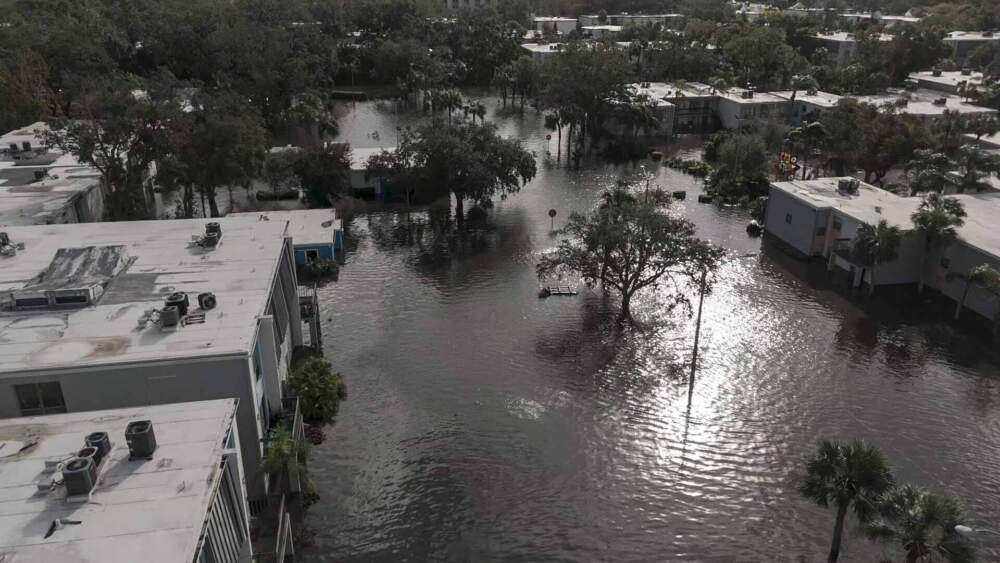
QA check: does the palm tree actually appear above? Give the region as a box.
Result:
[863,485,976,563]
[788,121,828,180]
[799,440,895,563]
[910,194,966,294]
[953,263,1000,320]
[852,220,903,296]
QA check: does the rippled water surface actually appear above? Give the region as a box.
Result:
[304,98,1000,561]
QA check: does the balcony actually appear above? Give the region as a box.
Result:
[252,397,304,562]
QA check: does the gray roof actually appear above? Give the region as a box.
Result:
[0,399,238,563]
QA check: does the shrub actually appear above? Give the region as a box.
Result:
[287,358,347,423]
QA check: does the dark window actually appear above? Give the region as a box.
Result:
[816,226,827,236]
[14,297,48,309]
[253,344,263,381]
[940,257,951,269]
[785,213,793,224]
[54,294,88,306]
[14,382,66,416]
[305,249,319,263]
[832,218,843,230]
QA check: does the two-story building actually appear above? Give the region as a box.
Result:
[765,177,1000,320]
[0,214,312,499]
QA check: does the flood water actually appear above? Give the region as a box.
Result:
[304,98,1000,561]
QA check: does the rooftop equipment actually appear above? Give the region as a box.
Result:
[125,420,156,459]
[62,457,97,496]
[165,292,189,317]
[85,432,111,466]
[198,292,217,310]
[159,306,180,330]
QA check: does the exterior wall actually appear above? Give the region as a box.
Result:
[0,356,269,494]
[764,188,821,257]
[604,104,675,137]
[670,96,718,132]
[446,0,497,10]
[717,98,789,129]
[936,242,1000,319]
[536,19,576,35]
[947,39,996,63]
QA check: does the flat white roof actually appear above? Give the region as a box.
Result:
[582,25,623,31]
[716,89,787,105]
[521,42,565,53]
[814,31,893,43]
[841,13,920,22]
[945,31,1000,42]
[968,131,1000,149]
[625,83,676,107]
[772,90,843,108]
[853,88,998,117]
[0,399,237,563]
[771,177,1000,260]
[909,70,985,89]
[0,124,102,227]
[0,215,292,373]
[231,209,339,248]
[533,16,575,22]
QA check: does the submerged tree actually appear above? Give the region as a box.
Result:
[537,186,723,320]
[287,357,347,424]
[294,143,352,207]
[852,220,903,296]
[863,485,975,563]
[911,194,966,294]
[799,440,895,563]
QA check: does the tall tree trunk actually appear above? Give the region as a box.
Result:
[619,290,632,321]
[454,194,464,230]
[955,279,971,320]
[869,265,877,296]
[206,186,221,218]
[918,246,929,294]
[828,503,849,563]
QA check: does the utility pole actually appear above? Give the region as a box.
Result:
[689,269,708,398]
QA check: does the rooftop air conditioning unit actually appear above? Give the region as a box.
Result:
[8,143,17,153]
[961,68,972,76]
[125,420,157,459]
[932,98,947,105]
[85,432,111,466]
[63,457,97,496]
[849,178,860,193]
[160,305,180,329]
[983,31,994,38]
[22,141,31,152]
[33,170,46,181]
[165,292,189,316]
[932,68,942,77]
[837,179,852,192]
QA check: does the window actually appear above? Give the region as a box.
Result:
[832,217,843,231]
[305,249,319,263]
[253,344,263,381]
[14,382,66,416]
[940,257,951,269]
[14,297,48,309]
[54,294,88,306]
[815,226,827,236]
[785,213,793,224]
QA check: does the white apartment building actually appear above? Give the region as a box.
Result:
[0,214,312,498]
[0,399,271,563]
[533,16,576,35]
[813,31,893,67]
[0,123,104,227]
[766,177,1000,320]
[943,31,1000,64]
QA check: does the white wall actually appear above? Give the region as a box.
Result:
[765,188,821,256]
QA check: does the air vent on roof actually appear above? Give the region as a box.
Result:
[932,98,947,105]
[191,222,223,249]
[932,68,942,77]
[984,31,994,38]
[125,420,157,459]
[961,68,972,76]
[63,457,97,496]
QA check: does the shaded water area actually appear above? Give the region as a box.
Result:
[305,98,1000,561]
